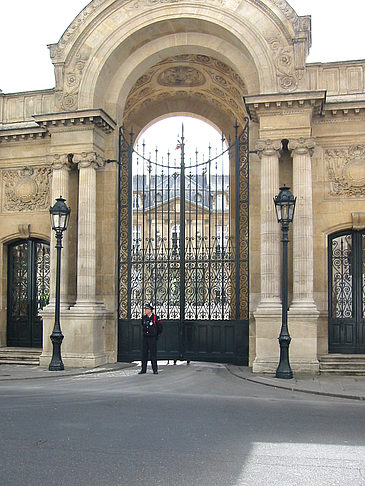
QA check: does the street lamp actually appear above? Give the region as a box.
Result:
[273,185,296,379]
[49,196,71,371]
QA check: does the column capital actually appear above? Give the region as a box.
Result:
[74,151,104,169]
[48,154,73,171]
[289,137,316,156]
[255,139,282,158]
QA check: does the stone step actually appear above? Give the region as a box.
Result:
[319,354,365,375]
[320,369,365,376]
[0,348,41,366]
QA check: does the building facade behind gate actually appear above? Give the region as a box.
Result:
[0,0,365,372]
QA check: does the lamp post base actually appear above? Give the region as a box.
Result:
[49,332,64,371]
[275,335,293,379]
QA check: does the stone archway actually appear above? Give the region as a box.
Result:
[39,0,312,368]
[49,0,311,121]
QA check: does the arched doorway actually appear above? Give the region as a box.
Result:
[7,239,50,348]
[328,230,365,353]
[118,117,249,364]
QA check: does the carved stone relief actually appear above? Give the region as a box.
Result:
[56,48,91,111]
[157,67,205,87]
[1,167,51,212]
[124,54,247,123]
[326,145,365,198]
[267,37,298,91]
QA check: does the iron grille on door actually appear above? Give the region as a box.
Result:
[328,231,365,353]
[7,239,50,347]
[118,121,249,364]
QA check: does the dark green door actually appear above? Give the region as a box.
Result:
[7,239,50,348]
[328,231,365,353]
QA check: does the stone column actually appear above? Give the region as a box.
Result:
[73,152,104,306]
[255,139,282,307]
[253,140,282,373]
[49,154,72,307]
[289,138,317,309]
[288,138,319,374]
[40,154,72,365]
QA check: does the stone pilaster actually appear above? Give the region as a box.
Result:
[73,151,104,306]
[288,137,319,374]
[253,139,282,374]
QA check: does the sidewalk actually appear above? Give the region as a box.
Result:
[0,362,137,381]
[1,361,365,400]
[227,365,365,401]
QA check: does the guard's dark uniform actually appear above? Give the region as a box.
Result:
[141,313,159,373]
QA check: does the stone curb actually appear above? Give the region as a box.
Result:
[225,365,365,401]
[0,362,137,382]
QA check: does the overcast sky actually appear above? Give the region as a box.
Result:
[0,0,364,94]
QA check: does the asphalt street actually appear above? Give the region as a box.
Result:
[0,362,365,486]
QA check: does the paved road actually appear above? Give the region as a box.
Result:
[1,362,365,486]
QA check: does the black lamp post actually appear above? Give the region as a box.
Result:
[273,185,296,379]
[49,196,71,371]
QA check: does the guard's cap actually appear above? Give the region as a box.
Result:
[144,303,153,310]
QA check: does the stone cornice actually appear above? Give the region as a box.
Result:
[33,109,116,134]
[0,121,49,143]
[244,90,326,122]
[321,96,365,118]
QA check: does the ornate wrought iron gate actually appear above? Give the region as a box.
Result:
[328,230,365,353]
[7,239,50,347]
[118,121,249,364]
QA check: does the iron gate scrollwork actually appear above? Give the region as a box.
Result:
[118,121,249,364]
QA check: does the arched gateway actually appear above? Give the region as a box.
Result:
[1,0,364,372]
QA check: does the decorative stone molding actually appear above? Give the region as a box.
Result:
[0,122,48,143]
[352,212,365,230]
[1,167,51,213]
[48,0,106,61]
[326,145,365,198]
[56,47,92,110]
[289,137,315,156]
[18,224,31,239]
[33,109,116,134]
[124,54,247,125]
[244,91,326,123]
[48,154,74,172]
[255,139,282,157]
[73,152,104,170]
[126,0,225,9]
[267,37,299,92]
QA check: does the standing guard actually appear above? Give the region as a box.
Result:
[139,303,161,374]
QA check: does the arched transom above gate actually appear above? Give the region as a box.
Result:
[123,55,248,128]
